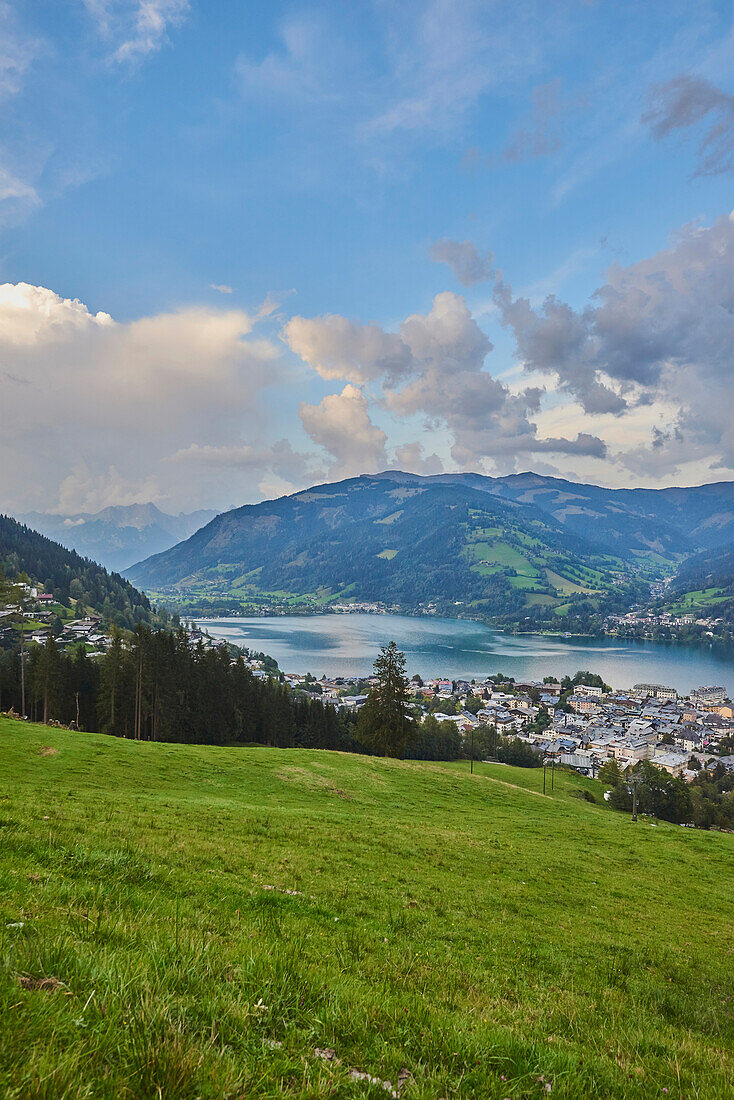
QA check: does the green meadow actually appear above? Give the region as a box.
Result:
[1,716,732,1099]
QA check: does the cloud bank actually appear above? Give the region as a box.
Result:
[0,282,287,512]
[3,211,733,516]
[285,290,607,474]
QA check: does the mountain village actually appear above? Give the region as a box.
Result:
[280,668,734,782]
[3,583,733,786]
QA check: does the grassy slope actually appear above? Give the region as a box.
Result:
[1,718,732,1099]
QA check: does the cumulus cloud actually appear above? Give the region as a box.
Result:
[0,282,113,344]
[392,442,444,476]
[0,282,289,512]
[84,0,190,63]
[210,283,233,295]
[643,74,734,176]
[299,384,388,477]
[284,314,412,385]
[288,291,608,471]
[493,212,734,476]
[429,238,494,286]
[166,439,324,483]
[492,280,627,415]
[56,466,163,514]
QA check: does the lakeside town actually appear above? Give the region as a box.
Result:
[218,610,734,783]
[280,670,734,781]
[4,585,733,788]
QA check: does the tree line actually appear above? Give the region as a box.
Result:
[0,626,356,748]
[0,630,537,769]
[598,757,734,829]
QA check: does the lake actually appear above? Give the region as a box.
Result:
[195,613,734,694]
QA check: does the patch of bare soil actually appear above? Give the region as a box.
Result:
[18,975,68,993]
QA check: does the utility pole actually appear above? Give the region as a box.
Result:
[551,760,555,791]
[631,775,638,822]
[543,763,546,794]
[470,724,474,774]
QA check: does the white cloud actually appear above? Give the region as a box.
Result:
[288,291,607,472]
[84,0,190,63]
[0,1,39,103]
[299,384,388,477]
[284,313,411,385]
[0,166,42,224]
[392,441,444,476]
[0,282,112,345]
[0,282,288,512]
[235,13,338,102]
[210,283,233,294]
[165,439,324,484]
[56,466,163,514]
[235,0,554,170]
[362,0,538,143]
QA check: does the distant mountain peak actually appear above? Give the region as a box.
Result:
[15,503,218,573]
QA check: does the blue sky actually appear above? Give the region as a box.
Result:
[1,0,734,513]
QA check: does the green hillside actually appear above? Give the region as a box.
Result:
[129,477,645,625]
[660,545,734,624]
[0,513,156,630]
[2,717,732,1098]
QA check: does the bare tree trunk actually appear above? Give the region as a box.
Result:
[135,648,143,740]
[20,620,26,719]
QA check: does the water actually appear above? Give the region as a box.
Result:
[195,613,734,694]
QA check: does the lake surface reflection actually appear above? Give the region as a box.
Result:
[196,613,734,694]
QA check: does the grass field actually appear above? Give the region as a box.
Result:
[667,588,731,613]
[2,717,733,1099]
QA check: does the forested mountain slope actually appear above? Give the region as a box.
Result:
[128,475,647,624]
[660,543,734,622]
[0,513,155,629]
[374,471,734,558]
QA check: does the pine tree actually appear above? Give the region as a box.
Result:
[356,641,413,757]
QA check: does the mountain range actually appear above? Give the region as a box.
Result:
[19,503,217,573]
[124,470,734,627]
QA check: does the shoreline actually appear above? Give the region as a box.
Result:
[191,608,734,654]
[193,612,734,696]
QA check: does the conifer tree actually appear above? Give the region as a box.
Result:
[356,641,413,757]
